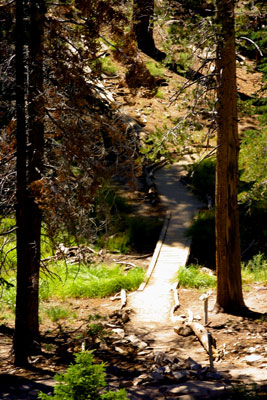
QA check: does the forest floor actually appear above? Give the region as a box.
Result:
[0,50,266,398]
[0,282,266,399]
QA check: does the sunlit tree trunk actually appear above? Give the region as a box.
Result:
[215,0,246,314]
[14,0,45,366]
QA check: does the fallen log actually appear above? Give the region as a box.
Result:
[120,289,127,309]
[170,282,180,321]
[186,311,217,359]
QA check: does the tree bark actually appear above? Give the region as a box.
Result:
[14,0,45,366]
[215,0,246,314]
[132,0,165,61]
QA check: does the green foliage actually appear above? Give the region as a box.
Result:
[155,89,164,99]
[99,57,118,76]
[242,253,267,285]
[177,264,217,289]
[46,306,70,323]
[38,351,127,400]
[40,263,145,299]
[145,61,165,77]
[0,278,16,312]
[177,253,266,290]
[98,215,163,253]
[239,128,267,209]
[101,232,130,254]
[187,157,216,204]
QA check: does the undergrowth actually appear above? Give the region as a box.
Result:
[177,265,217,289]
[178,253,267,290]
[40,262,145,299]
[38,351,127,400]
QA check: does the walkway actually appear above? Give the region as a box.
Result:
[128,160,201,328]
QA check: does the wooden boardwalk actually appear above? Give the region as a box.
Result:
[128,161,201,325]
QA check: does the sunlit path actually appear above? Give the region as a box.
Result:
[128,160,202,327]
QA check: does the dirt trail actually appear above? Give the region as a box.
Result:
[126,160,267,387]
[127,160,204,356]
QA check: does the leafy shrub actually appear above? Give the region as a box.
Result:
[38,351,127,400]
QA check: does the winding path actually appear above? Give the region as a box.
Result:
[127,159,202,351]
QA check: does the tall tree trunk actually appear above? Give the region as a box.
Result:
[132,0,165,61]
[215,0,246,314]
[14,0,45,366]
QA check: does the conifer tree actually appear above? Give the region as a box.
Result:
[215,0,246,314]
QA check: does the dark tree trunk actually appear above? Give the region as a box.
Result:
[132,0,165,61]
[14,0,45,366]
[215,0,246,314]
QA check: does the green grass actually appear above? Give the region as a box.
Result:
[0,260,145,317]
[145,61,165,77]
[177,254,267,290]
[99,57,117,75]
[46,305,71,323]
[177,264,217,289]
[242,253,267,285]
[155,89,164,99]
[40,262,145,299]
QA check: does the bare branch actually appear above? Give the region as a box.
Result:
[0,226,17,236]
[239,36,263,57]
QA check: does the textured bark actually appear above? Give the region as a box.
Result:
[132,0,165,61]
[215,0,246,314]
[14,0,45,366]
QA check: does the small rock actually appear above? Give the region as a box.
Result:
[247,346,257,353]
[244,354,263,364]
[19,384,32,391]
[126,334,139,344]
[133,373,152,386]
[119,380,133,388]
[136,340,148,350]
[28,389,39,396]
[154,351,172,365]
[185,357,202,371]
[111,328,125,338]
[121,311,130,323]
[114,346,125,354]
[172,370,187,382]
[205,371,223,380]
[150,371,165,381]
[174,325,193,337]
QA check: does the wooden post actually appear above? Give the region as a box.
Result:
[200,290,212,326]
[204,298,208,325]
[207,332,214,369]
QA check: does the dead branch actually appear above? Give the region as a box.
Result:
[120,289,127,309]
